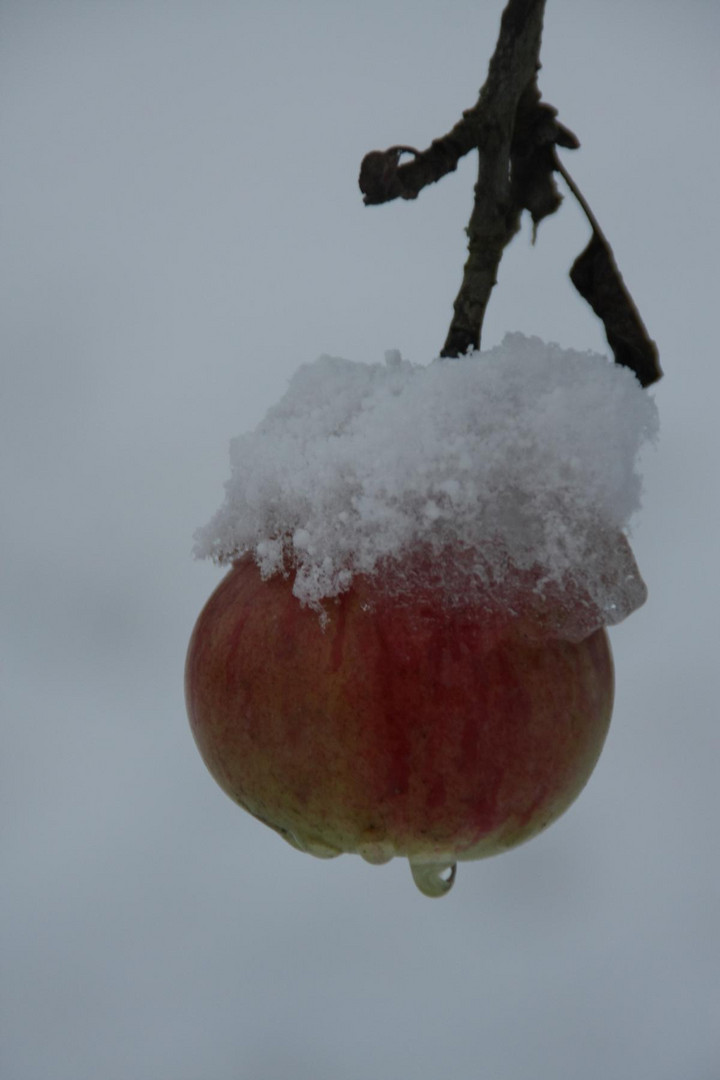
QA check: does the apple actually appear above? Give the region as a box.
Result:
[185,554,614,896]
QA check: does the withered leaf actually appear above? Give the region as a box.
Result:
[358,146,420,205]
[511,94,579,230]
[570,231,662,387]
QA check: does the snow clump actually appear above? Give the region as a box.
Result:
[195,333,658,639]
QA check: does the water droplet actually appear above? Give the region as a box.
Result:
[409,860,457,898]
[277,828,341,858]
[358,841,395,865]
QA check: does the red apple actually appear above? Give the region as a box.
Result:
[185,554,614,896]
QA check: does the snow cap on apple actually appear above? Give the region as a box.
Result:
[194,333,657,641]
[187,334,658,896]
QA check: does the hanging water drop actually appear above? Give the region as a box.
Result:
[409,860,457,898]
[276,826,342,858]
[358,840,395,865]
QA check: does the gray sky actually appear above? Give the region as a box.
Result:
[2,3,719,1078]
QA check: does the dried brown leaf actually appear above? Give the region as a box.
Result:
[570,232,662,387]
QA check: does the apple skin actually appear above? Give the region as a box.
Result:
[185,555,614,894]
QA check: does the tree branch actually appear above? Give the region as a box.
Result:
[358,0,576,210]
[441,0,547,356]
[359,0,569,356]
[358,0,660,385]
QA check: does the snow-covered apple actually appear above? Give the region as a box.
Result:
[186,336,655,895]
[185,553,614,896]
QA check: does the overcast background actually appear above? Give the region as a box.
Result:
[2,3,719,1078]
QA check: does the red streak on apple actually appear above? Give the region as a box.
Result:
[185,555,614,896]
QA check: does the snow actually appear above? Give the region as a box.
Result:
[195,333,658,640]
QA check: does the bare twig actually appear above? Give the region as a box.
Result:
[358,0,576,214]
[441,0,548,356]
[358,0,660,385]
[359,0,559,356]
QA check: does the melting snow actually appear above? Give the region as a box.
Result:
[195,333,658,639]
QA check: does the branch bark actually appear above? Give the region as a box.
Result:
[359,0,563,357]
[358,0,575,211]
[440,0,547,356]
[358,0,661,384]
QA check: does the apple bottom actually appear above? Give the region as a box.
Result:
[185,557,614,896]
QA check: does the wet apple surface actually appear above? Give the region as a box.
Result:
[185,555,614,896]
